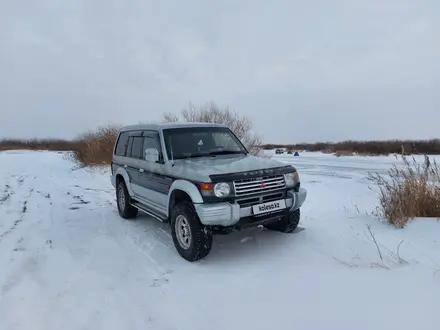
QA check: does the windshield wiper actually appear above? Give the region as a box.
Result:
[207,150,246,156]
[175,150,246,159]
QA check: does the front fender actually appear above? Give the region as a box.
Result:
[168,179,204,206]
[113,167,134,197]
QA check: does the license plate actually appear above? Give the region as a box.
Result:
[252,199,287,215]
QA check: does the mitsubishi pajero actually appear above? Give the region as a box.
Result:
[111,122,307,261]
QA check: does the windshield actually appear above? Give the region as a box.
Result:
[162,126,248,160]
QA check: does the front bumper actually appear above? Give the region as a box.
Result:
[194,188,307,227]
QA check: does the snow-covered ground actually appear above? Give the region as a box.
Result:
[0,150,439,330]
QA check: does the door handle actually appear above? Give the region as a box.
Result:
[139,168,145,173]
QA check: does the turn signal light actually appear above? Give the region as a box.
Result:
[200,182,213,191]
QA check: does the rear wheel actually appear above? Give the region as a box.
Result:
[264,208,300,233]
[170,201,213,262]
[116,180,138,219]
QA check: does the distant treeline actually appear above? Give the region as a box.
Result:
[0,138,74,151]
[2,136,440,161]
[262,139,440,155]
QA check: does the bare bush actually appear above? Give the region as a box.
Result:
[163,102,263,155]
[367,155,440,227]
[70,125,120,166]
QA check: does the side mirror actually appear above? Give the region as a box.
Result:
[145,148,159,163]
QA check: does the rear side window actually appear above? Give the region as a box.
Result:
[127,137,134,156]
[129,136,144,159]
[115,132,129,156]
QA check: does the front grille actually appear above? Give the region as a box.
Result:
[236,192,285,207]
[236,197,259,207]
[233,175,286,197]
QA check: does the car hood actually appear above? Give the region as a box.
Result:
[169,154,294,182]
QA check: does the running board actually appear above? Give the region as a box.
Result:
[130,201,168,222]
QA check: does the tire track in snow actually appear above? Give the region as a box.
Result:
[0,184,13,204]
[0,179,53,299]
[0,178,34,243]
[2,158,175,328]
[32,191,175,328]
[0,178,108,323]
[99,209,175,287]
[68,182,176,281]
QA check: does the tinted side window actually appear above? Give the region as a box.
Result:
[127,137,134,157]
[143,131,163,162]
[144,132,161,150]
[115,132,129,156]
[130,136,144,159]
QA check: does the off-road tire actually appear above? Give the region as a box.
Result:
[264,208,300,233]
[116,180,138,219]
[170,201,213,262]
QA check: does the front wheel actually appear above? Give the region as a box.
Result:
[170,201,213,262]
[264,208,300,233]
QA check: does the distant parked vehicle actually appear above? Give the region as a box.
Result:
[275,149,283,154]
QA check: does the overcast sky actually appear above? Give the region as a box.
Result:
[1,0,439,143]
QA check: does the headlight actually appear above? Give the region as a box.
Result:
[214,182,231,197]
[284,171,299,187]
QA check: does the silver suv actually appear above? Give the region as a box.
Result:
[111,122,307,261]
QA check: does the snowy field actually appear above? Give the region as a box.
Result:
[0,150,439,330]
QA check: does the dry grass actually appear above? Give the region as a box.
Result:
[0,125,120,166]
[0,138,74,151]
[367,155,440,228]
[334,150,354,157]
[264,139,440,156]
[69,125,120,166]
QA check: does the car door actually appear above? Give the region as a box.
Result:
[124,132,144,197]
[136,130,173,216]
